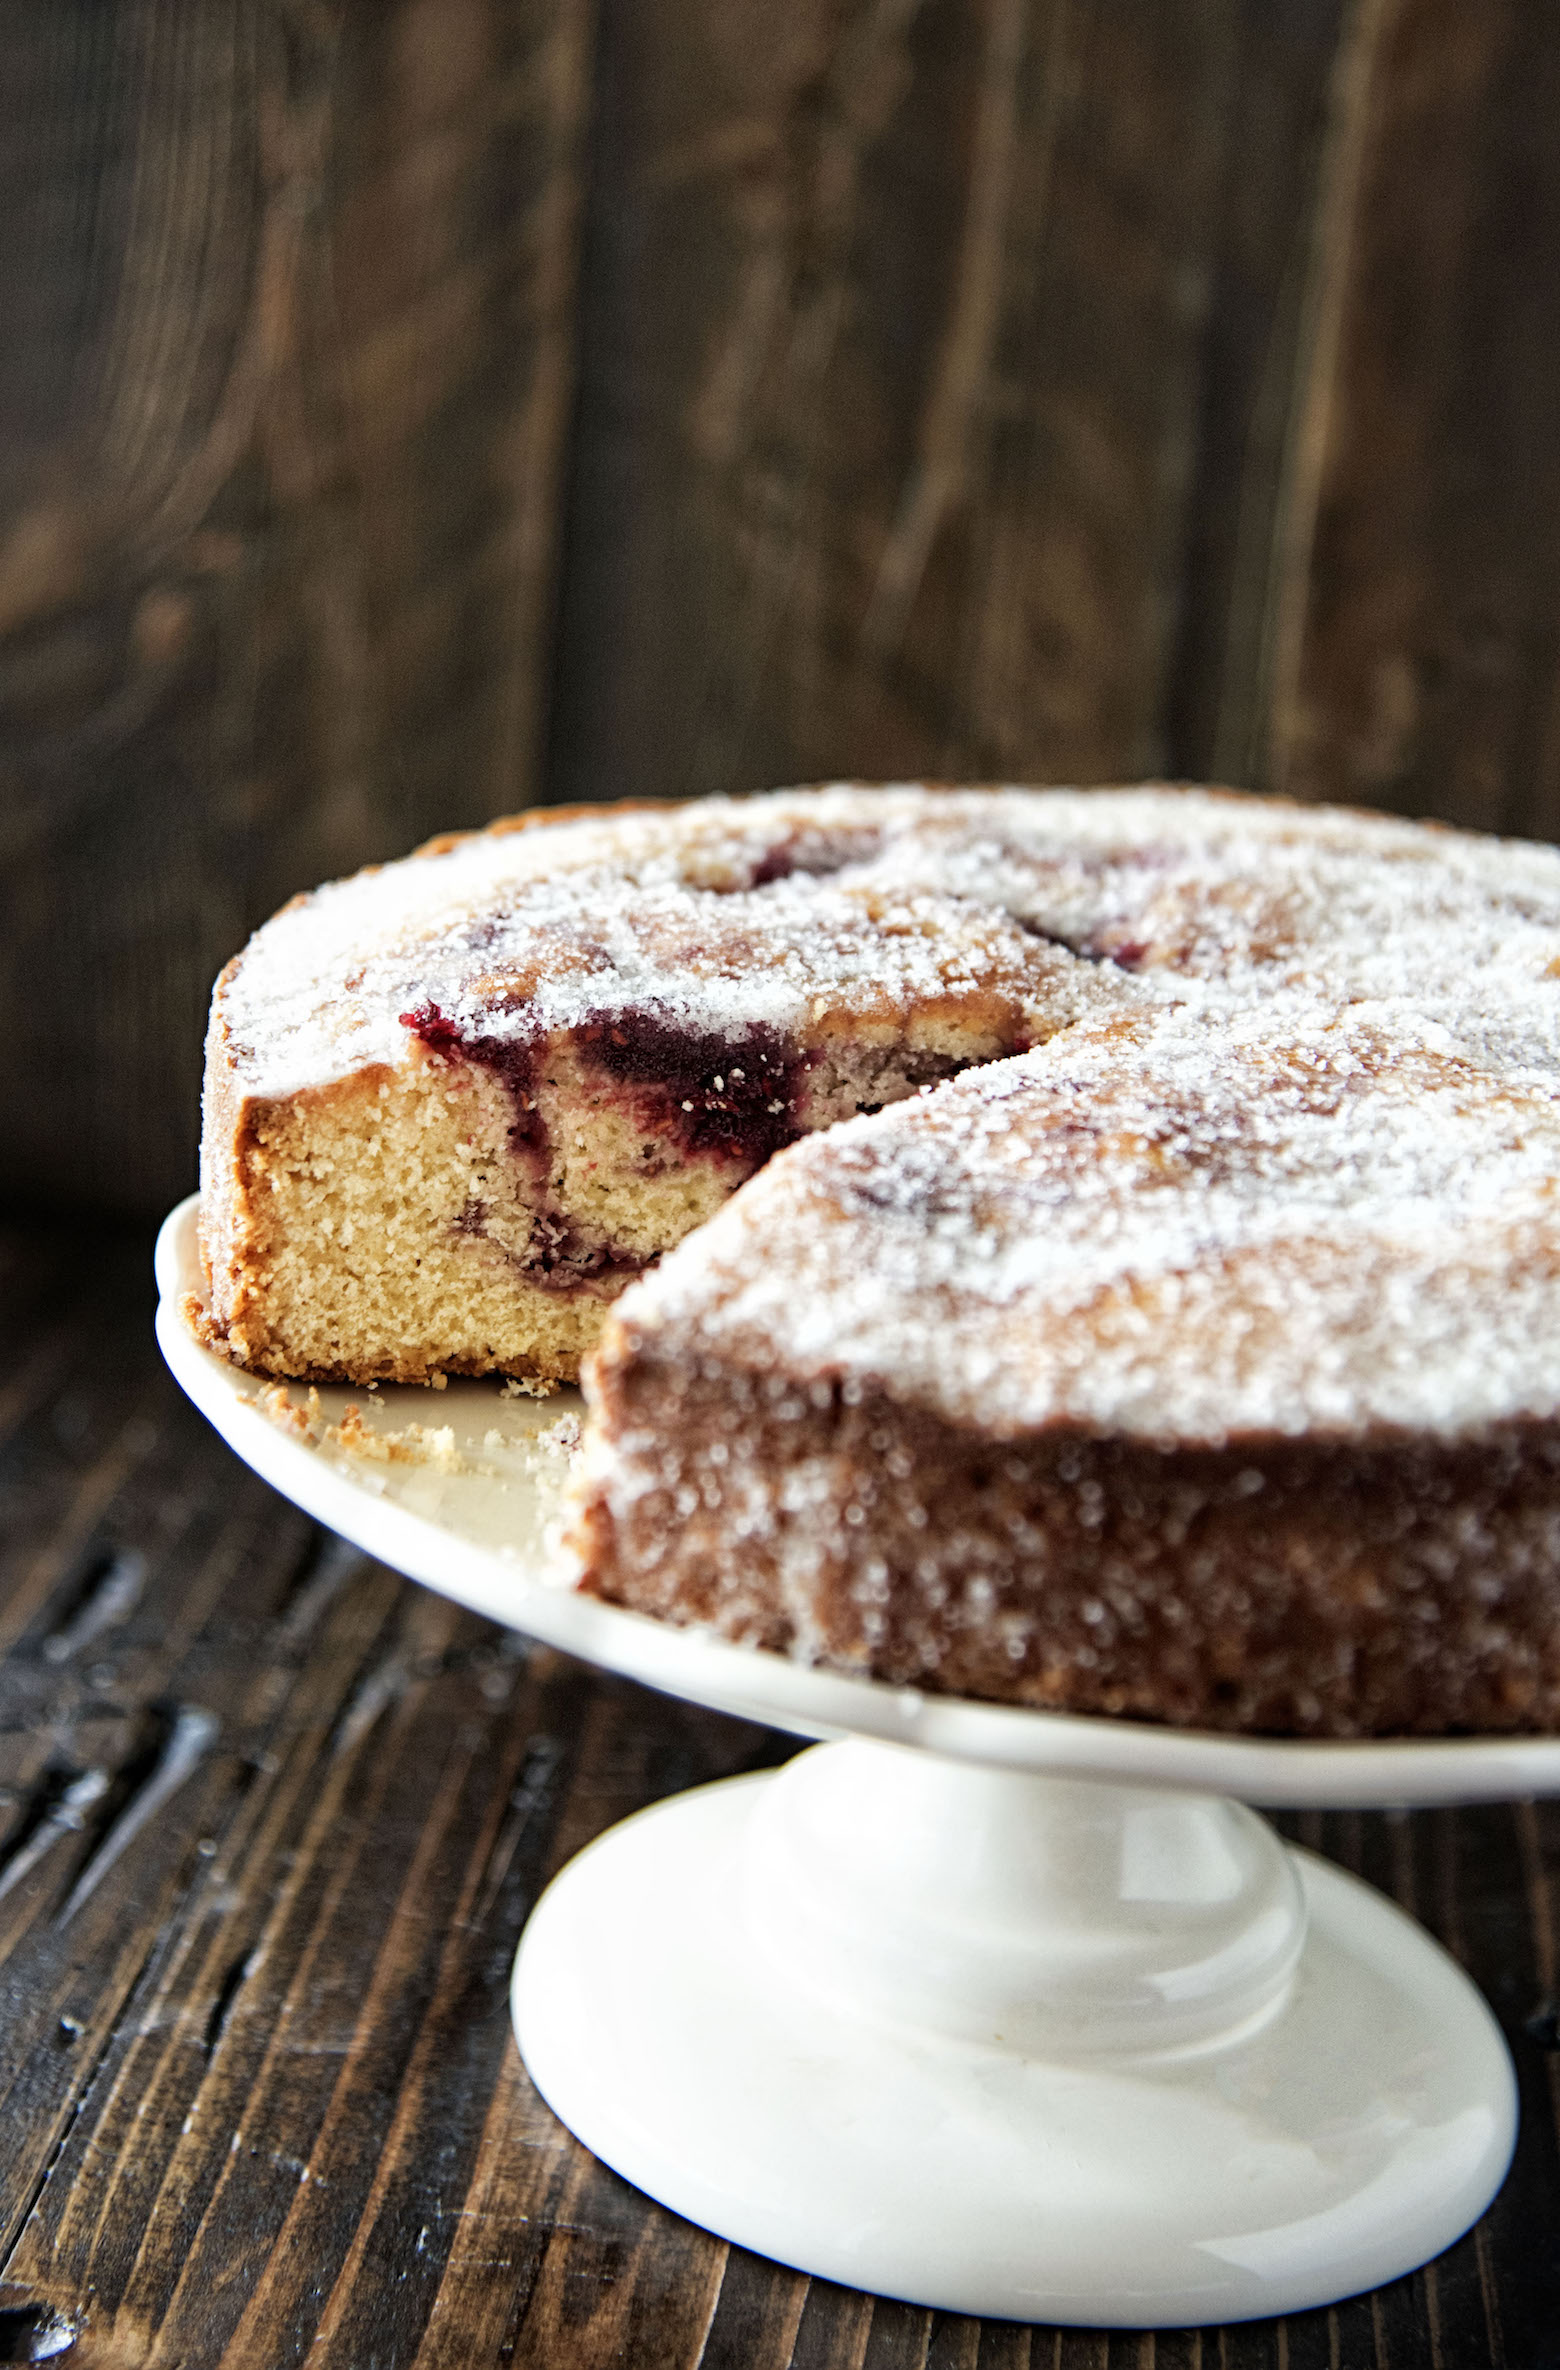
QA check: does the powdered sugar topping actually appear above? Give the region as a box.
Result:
[617,997,1560,1443]
[218,783,1560,1442]
[216,785,1560,1098]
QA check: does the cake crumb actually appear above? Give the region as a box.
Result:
[254,1385,471,1471]
[257,1383,322,1438]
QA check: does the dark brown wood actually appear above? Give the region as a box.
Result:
[1164,0,1350,789]
[0,1215,1558,2367]
[547,0,1274,807]
[1274,0,1560,840]
[0,0,592,1217]
[539,0,1560,836]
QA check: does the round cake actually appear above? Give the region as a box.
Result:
[197,784,1560,1735]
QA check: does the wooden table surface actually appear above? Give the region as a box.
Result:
[4,1215,1560,2370]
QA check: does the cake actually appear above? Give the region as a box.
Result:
[198,783,1560,1734]
[198,785,1143,1383]
[569,1007,1560,1735]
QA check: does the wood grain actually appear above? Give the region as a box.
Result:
[0,0,592,1217]
[547,0,1264,804]
[1271,0,1560,838]
[0,1216,1556,2367]
[540,0,1560,834]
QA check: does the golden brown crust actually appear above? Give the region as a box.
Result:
[573,1357,1560,1738]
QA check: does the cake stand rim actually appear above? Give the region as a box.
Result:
[155,1195,1560,1810]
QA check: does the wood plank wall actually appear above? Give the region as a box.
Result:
[2,0,1557,1213]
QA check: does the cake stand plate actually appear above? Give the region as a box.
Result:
[156,1197,1547,2327]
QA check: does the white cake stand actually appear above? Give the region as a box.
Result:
[155,1195,1556,2328]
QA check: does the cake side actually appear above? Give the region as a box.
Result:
[568,1006,1560,1734]
[571,1358,1560,1737]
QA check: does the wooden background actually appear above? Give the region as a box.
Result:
[5,0,1560,1213]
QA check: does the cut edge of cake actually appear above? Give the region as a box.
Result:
[194,785,1134,1384]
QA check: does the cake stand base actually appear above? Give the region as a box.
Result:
[512,1740,1516,2327]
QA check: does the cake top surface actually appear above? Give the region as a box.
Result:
[213,781,1560,1444]
[213,784,1560,1099]
[603,1003,1560,1445]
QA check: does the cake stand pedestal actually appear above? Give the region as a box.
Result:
[514,1741,1512,2325]
[153,1195,1546,2331]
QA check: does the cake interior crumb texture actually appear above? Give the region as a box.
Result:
[198,785,1140,1382]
